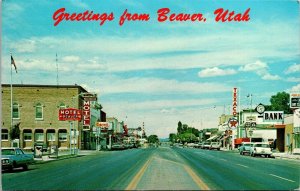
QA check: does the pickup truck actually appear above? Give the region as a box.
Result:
[238,142,252,155]
[1,147,34,171]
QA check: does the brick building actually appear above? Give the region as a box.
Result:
[1,84,101,151]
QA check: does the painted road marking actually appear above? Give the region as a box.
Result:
[236,164,249,168]
[269,174,296,183]
[126,157,153,190]
[184,165,210,190]
[220,159,227,162]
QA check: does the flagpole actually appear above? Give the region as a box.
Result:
[10,53,13,143]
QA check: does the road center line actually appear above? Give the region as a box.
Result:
[184,165,210,190]
[269,174,296,183]
[126,157,153,190]
[236,164,249,168]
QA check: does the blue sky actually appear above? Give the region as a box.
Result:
[1,0,300,138]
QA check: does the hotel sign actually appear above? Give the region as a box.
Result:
[58,108,82,121]
[82,101,91,130]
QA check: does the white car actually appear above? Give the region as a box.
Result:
[210,142,221,150]
[249,142,272,158]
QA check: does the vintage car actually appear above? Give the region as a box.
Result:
[202,141,211,149]
[210,142,221,150]
[1,147,34,171]
[238,142,252,155]
[249,142,272,158]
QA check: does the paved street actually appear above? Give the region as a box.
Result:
[2,147,299,190]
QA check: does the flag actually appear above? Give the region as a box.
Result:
[11,55,17,73]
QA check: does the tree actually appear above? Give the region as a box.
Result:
[182,124,188,132]
[177,121,183,134]
[148,135,159,144]
[267,92,293,114]
[169,133,176,143]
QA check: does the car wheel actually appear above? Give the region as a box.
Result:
[23,164,28,170]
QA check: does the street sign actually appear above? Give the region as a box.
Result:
[245,122,256,128]
[58,108,82,121]
[95,122,110,128]
[81,92,97,101]
[290,93,300,108]
[228,118,238,129]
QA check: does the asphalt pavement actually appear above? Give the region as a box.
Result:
[2,147,299,190]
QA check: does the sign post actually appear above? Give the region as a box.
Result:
[58,108,82,155]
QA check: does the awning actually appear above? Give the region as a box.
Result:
[206,135,218,141]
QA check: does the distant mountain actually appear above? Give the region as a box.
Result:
[159,138,169,142]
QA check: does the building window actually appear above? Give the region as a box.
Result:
[59,133,67,142]
[1,129,9,140]
[47,133,56,141]
[24,130,32,141]
[35,133,44,142]
[35,103,43,120]
[12,103,20,119]
[59,129,67,142]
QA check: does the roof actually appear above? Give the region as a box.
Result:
[1,83,88,92]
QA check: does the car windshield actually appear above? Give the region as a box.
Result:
[1,149,15,155]
[244,144,251,146]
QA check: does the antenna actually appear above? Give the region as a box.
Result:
[56,53,59,86]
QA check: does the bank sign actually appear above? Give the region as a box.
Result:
[263,111,284,123]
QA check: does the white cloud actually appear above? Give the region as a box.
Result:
[10,39,36,53]
[261,73,281,81]
[95,77,231,95]
[62,56,80,62]
[239,60,268,72]
[286,77,300,82]
[239,60,282,81]
[285,64,300,74]
[198,67,236,78]
[290,84,300,92]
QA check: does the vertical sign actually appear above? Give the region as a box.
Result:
[232,87,238,117]
[83,100,90,130]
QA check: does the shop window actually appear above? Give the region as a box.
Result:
[1,129,9,140]
[59,133,67,141]
[12,103,20,119]
[35,132,44,142]
[47,133,56,141]
[35,103,43,120]
[24,130,32,141]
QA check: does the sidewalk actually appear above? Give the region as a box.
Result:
[34,150,99,163]
[272,152,300,161]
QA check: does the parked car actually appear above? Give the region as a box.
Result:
[111,143,125,150]
[202,141,211,149]
[238,142,252,155]
[187,143,197,148]
[1,147,34,171]
[249,142,272,157]
[210,142,221,150]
